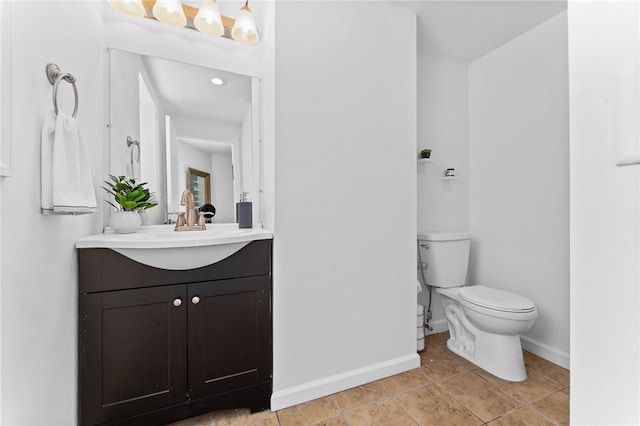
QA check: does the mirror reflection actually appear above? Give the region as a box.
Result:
[108,48,259,225]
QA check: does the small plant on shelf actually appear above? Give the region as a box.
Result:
[420,148,432,159]
[102,175,157,211]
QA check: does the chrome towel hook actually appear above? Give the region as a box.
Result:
[127,136,140,163]
[46,63,78,118]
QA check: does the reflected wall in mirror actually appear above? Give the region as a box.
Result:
[108,48,261,226]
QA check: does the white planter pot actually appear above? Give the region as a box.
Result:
[109,211,142,234]
[137,209,150,226]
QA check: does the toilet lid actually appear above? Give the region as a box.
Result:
[458,285,536,313]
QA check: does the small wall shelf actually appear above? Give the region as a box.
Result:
[442,176,459,181]
[417,158,433,163]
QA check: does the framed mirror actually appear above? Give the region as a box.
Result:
[187,167,211,206]
[107,48,261,225]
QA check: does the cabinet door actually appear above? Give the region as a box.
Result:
[80,285,188,425]
[188,276,271,399]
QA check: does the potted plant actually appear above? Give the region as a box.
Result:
[102,175,157,233]
[420,148,432,159]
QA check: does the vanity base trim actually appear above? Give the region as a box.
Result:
[101,382,272,426]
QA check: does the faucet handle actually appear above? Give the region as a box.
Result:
[174,212,186,231]
[197,212,207,230]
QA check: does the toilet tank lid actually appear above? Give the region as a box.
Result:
[417,231,470,241]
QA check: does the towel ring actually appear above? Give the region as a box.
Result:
[46,63,78,118]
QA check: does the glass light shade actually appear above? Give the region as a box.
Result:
[153,0,187,27]
[194,0,224,37]
[231,3,260,45]
[107,0,145,18]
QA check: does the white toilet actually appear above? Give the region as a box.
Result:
[418,231,537,382]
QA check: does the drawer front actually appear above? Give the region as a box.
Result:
[79,239,272,294]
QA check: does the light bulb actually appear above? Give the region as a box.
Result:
[194,0,224,37]
[153,0,187,28]
[210,77,227,85]
[231,1,259,45]
[107,0,145,18]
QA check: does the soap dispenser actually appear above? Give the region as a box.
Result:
[236,192,252,229]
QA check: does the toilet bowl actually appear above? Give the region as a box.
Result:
[418,231,537,382]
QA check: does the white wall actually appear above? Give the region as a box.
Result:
[272,1,418,410]
[417,53,469,234]
[178,142,212,194]
[468,12,570,367]
[138,72,164,224]
[416,52,470,326]
[167,115,180,214]
[0,2,104,424]
[109,49,140,179]
[0,4,8,419]
[568,1,639,424]
[173,116,242,143]
[211,153,234,222]
[240,107,252,203]
[176,142,234,222]
[173,116,242,218]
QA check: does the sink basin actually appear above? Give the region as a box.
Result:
[76,224,273,270]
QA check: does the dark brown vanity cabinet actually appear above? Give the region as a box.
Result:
[78,240,272,426]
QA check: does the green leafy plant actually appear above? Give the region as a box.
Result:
[420,148,432,158]
[102,175,158,211]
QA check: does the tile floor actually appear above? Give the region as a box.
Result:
[169,331,570,426]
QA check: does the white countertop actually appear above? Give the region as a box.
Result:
[76,223,273,249]
[76,224,273,270]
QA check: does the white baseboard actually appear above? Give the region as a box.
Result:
[521,335,570,369]
[270,353,420,411]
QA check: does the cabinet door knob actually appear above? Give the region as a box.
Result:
[192,296,201,305]
[173,298,182,307]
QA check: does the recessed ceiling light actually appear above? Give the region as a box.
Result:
[210,77,227,86]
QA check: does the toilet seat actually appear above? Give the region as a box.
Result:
[458,285,537,316]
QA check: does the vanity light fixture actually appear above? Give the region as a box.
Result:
[107,0,145,18]
[106,0,260,45]
[152,0,187,27]
[194,0,224,37]
[231,1,259,45]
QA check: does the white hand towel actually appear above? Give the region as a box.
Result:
[41,111,97,215]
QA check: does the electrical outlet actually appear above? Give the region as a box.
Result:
[427,311,432,320]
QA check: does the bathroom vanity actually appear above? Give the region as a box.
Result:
[76,226,273,426]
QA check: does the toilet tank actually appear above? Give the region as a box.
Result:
[418,231,470,288]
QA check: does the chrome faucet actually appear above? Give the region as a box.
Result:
[175,189,206,231]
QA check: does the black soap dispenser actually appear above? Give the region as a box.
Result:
[236,192,252,229]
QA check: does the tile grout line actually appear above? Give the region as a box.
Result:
[431,381,488,425]
[523,389,567,426]
[392,397,421,426]
[420,340,489,424]
[377,378,423,426]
